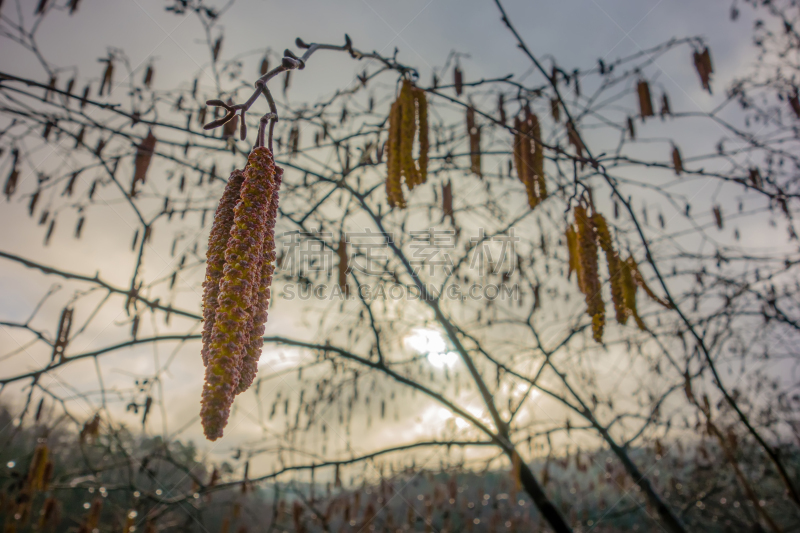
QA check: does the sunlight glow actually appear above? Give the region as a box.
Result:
[404,329,459,368]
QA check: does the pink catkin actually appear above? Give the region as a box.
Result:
[201,170,245,367]
[236,166,282,395]
[201,147,279,441]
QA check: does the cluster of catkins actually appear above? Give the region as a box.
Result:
[386,79,428,208]
[566,205,670,343]
[201,147,282,440]
[513,106,547,209]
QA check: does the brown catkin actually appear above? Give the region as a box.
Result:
[84,498,102,531]
[660,93,671,117]
[575,206,604,341]
[337,234,349,298]
[100,60,113,96]
[628,255,671,309]
[693,47,713,94]
[712,205,723,230]
[567,120,584,161]
[550,98,560,123]
[672,144,683,175]
[201,170,245,367]
[466,105,481,177]
[442,180,454,225]
[637,80,654,118]
[594,213,627,325]
[621,256,646,330]
[131,130,157,197]
[514,107,546,209]
[39,497,60,531]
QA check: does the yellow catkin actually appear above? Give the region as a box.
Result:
[413,86,429,185]
[27,444,49,492]
[575,206,604,342]
[593,213,627,325]
[385,99,405,208]
[566,225,580,284]
[511,450,522,497]
[399,80,419,188]
[514,114,535,208]
[637,80,654,118]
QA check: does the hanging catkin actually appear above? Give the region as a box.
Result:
[201,170,245,367]
[693,47,713,94]
[628,255,671,309]
[513,108,546,209]
[414,86,429,184]
[637,80,654,118]
[566,224,580,284]
[131,130,157,197]
[201,147,281,440]
[672,144,683,175]
[4,148,19,199]
[466,104,481,177]
[237,166,283,395]
[99,59,114,96]
[567,120,584,162]
[660,93,671,117]
[550,98,560,123]
[620,257,646,330]
[593,213,627,325]
[712,205,723,230]
[385,79,428,206]
[337,234,349,296]
[399,80,420,187]
[575,206,604,342]
[442,180,454,225]
[385,98,405,208]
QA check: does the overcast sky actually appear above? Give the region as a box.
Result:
[0,0,772,470]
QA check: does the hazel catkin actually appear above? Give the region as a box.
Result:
[385,98,405,208]
[385,79,429,207]
[593,213,627,325]
[637,79,654,118]
[513,108,547,209]
[236,166,283,395]
[574,206,604,342]
[201,147,281,441]
[201,170,245,367]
